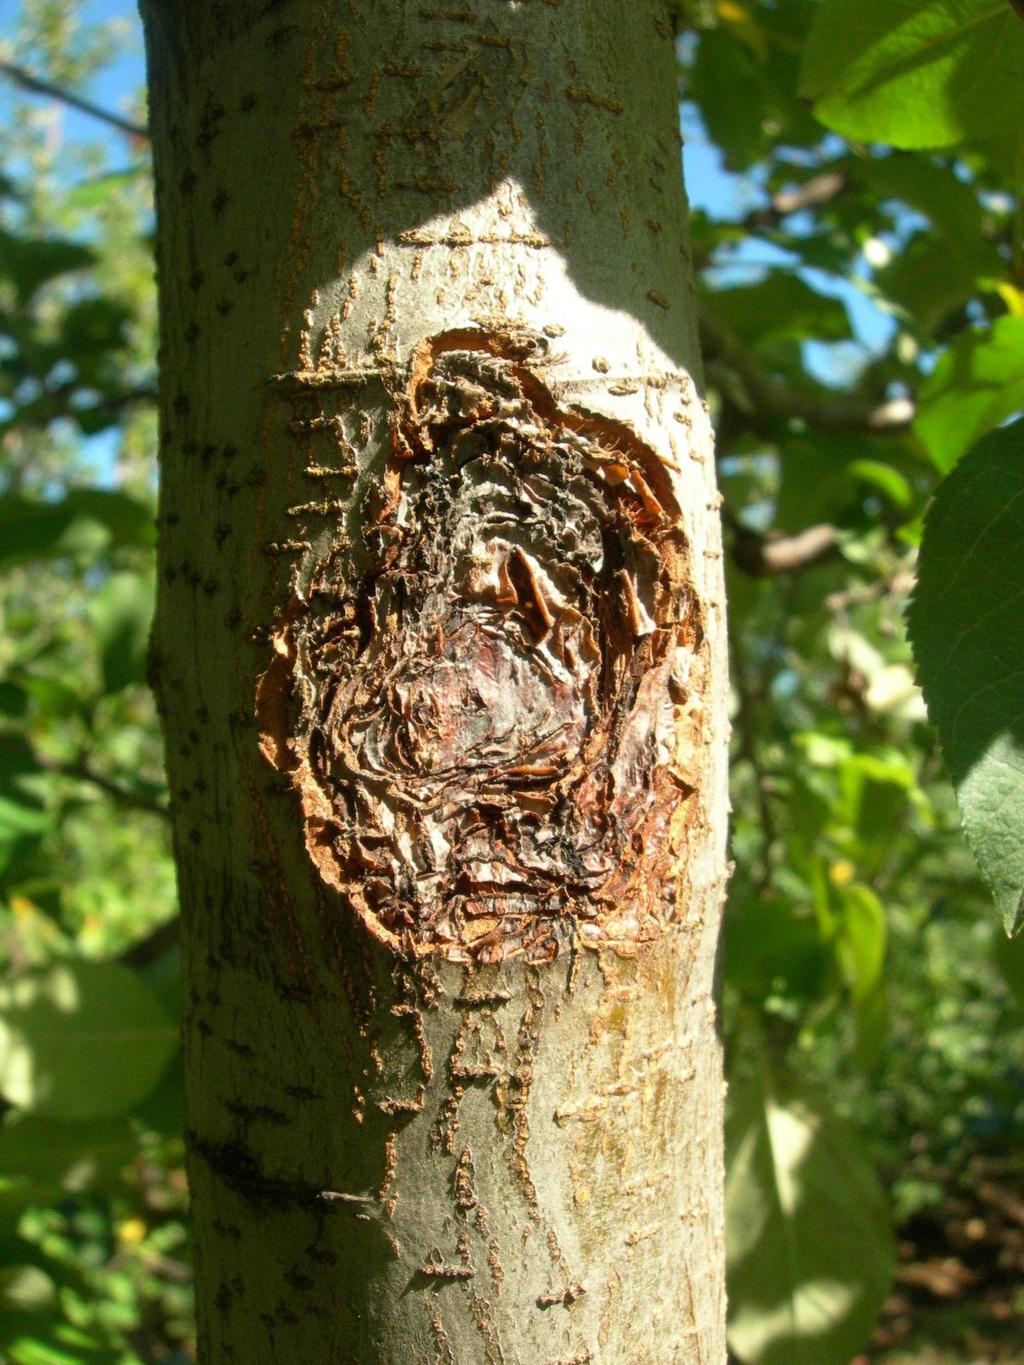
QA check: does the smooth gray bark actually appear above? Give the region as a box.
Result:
[141,1,729,1360]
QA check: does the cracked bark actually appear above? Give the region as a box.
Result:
[141,1,729,1361]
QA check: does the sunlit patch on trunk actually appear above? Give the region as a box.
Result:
[258,330,704,961]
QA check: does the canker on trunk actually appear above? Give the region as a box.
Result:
[257,329,707,964]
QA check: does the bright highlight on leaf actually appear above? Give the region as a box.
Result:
[799,0,1024,148]
[908,417,1024,933]
[726,1075,894,1365]
[0,961,177,1120]
[0,1112,139,1200]
[914,317,1024,473]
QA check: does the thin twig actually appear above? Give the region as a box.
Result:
[700,307,915,437]
[0,59,148,139]
[50,756,169,818]
[0,737,169,819]
[741,171,849,233]
[725,507,840,578]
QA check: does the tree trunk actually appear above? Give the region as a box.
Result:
[140,1,729,1360]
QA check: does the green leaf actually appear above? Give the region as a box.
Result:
[846,459,913,510]
[689,19,820,171]
[88,572,154,694]
[64,168,142,212]
[914,316,1024,472]
[907,418,1024,932]
[0,1113,136,1202]
[994,929,1024,1011]
[0,962,177,1120]
[0,683,29,719]
[873,231,988,337]
[5,1322,118,1365]
[0,490,154,570]
[57,490,155,548]
[724,900,828,1005]
[0,231,96,305]
[726,1074,894,1364]
[839,750,916,874]
[834,883,886,1003]
[854,153,1003,266]
[0,739,51,880]
[690,31,772,171]
[0,796,50,882]
[799,0,1024,149]
[773,431,913,533]
[59,297,132,373]
[853,982,890,1070]
[706,272,852,349]
[9,675,80,722]
[132,1053,185,1138]
[0,1267,56,1315]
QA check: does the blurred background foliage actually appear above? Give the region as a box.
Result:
[0,0,1023,1361]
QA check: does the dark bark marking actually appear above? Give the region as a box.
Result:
[190,1131,376,1216]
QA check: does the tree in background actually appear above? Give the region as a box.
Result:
[1,1,1024,1363]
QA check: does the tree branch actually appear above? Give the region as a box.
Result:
[723,506,841,578]
[0,735,170,819]
[700,307,915,437]
[49,756,169,818]
[741,171,849,233]
[0,60,148,139]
